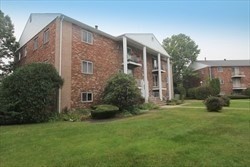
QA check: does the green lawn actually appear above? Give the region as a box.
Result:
[0,100,249,167]
[185,99,250,108]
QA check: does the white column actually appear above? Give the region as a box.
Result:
[158,53,162,100]
[167,57,172,100]
[143,46,149,103]
[123,36,128,74]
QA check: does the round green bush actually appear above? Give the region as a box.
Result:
[204,96,223,112]
[220,95,230,107]
[103,73,142,111]
[244,88,250,97]
[0,63,63,124]
[91,104,119,119]
[187,88,196,99]
[195,86,213,100]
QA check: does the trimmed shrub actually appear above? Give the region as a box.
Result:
[195,86,213,100]
[228,95,249,99]
[244,88,250,97]
[204,96,223,112]
[91,104,119,119]
[210,78,220,95]
[187,87,196,99]
[103,73,142,111]
[0,63,63,125]
[138,102,159,110]
[176,85,186,101]
[220,95,230,107]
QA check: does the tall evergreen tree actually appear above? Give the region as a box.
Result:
[0,10,19,78]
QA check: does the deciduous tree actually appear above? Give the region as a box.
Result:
[0,10,19,78]
[163,33,200,87]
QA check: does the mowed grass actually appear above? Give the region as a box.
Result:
[0,100,249,167]
[185,99,250,108]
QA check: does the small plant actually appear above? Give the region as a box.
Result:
[204,96,223,112]
[244,88,250,97]
[195,86,213,100]
[187,87,196,99]
[220,95,230,107]
[91,104,119,119]
[138,102,159,110]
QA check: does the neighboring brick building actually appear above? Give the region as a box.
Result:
[16,13,174,111]
[190,60,250,95]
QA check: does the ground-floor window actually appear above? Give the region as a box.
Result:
[153,91,159,97]
[81,92,93,102]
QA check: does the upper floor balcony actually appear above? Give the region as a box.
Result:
[127,54,142,68]
[232,83,246,90]
[153,81,167,90]
[152,65,166,73]
[231,71,245,78]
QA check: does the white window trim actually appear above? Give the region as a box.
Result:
[218,67,223,72]
[81,92,93,102]
[43,29,49,44]
[24,46,27,57]
[219,78,224,84]
[33,37,38,50]
[82,60,93,74]
[82,30,93,44]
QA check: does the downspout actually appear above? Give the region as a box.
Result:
[167,57,172,100]
[209,66,212,80]
[58,16,64,113]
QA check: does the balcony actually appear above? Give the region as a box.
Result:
[153,81,167,90]
[231,71,245,78]
[232,84,246,90]
[152,66,166,73]
[127,54,142,68]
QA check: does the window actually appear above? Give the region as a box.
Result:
[153,74,159,87]
[218,67,223,72]
[127,47,132,55]
[81,92,93,102]
[82,30,93,44]
[127,69,133,76]
[34,37,38,50]
[43,29,49,44]
[219,78,224,84]
[23,46,27,57]
[82,61,93,74]
[18,52,21,61]
[152,58,158,69]
[153,91,159,97]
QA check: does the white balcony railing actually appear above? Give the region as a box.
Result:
[231,71,245,78]
[127,54,140,63]
[232,83,246,89]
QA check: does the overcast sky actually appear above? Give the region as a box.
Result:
[1,0,249,60]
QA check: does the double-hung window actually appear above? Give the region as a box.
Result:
[218,67,223,72]
[82,61,93,74]
[43,29,49,44]
[81,92,93,102]
[34,37,38,50]
[82,30,93,44]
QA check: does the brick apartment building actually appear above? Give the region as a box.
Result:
[190,60,250,95]
[16,13,174,111]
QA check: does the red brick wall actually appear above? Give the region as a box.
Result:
[196,66,250,95]
[16,20,57,66]
[71,24,122,109]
